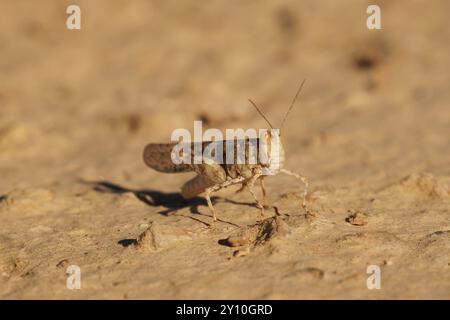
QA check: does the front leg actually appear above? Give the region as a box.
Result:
[280,168,311,216]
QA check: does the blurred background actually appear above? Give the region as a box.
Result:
[0,0,449,299]
[1,0,449,191]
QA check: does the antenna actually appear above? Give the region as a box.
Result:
[280,79,306,130]
[248,99,274,129]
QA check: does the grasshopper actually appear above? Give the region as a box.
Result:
[143,80,310,222]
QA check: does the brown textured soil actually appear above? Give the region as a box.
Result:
[0,0,449,299]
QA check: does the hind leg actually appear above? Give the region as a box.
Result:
[259,176,269,208]
[204,188,217,221]
[204,176,245,222]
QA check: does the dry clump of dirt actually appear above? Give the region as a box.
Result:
[223,216,291,257]
[345,210,368,226]
[132,222,194,251]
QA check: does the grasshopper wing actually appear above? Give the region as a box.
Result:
[143,143,193,173]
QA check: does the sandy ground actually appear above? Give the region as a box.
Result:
[0,0,449,299]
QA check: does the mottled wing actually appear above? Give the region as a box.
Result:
[143,143,193,173]
[144,138,262,173]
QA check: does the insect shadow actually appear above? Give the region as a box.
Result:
[81,180,257,218]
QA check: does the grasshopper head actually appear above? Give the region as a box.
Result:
[260,129,285,176]
[249,79,305,176]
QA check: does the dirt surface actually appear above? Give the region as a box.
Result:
[0,0,449,299]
